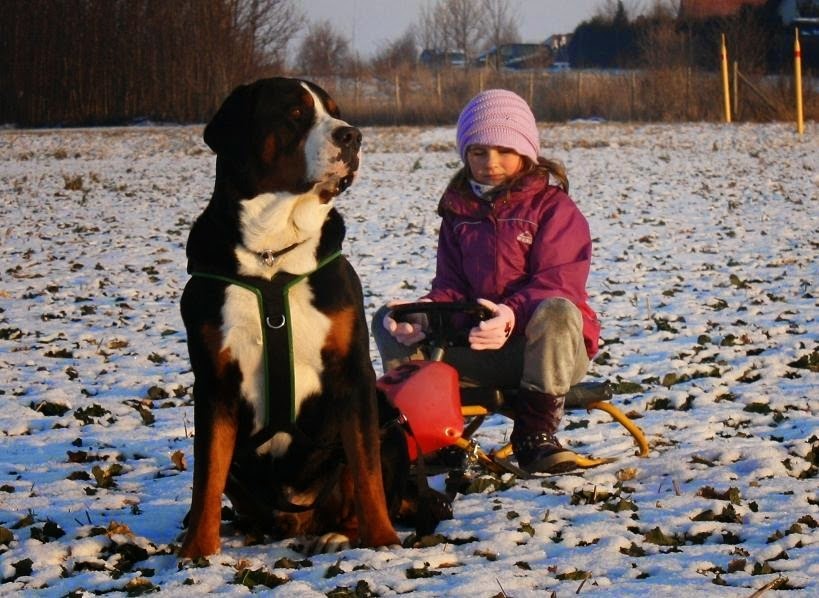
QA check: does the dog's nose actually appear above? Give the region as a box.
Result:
[332,126,362,151]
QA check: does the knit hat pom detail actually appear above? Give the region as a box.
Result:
[456,89,540,162]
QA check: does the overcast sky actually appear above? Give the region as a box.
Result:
[299,0,612,58]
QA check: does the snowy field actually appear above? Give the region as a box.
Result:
[0,121,817,596]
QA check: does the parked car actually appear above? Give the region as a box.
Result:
[419,49,466,68]
[547,61,571,73]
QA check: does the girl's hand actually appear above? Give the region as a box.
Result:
[468,298,515,351]
[383,299,429,346]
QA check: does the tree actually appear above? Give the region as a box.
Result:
[417,0,489,64]
[569,0,641,68]
[720,5,774,74]
[418,0,448,53]
[482,0,521,52]
[371,28,418,73]
[593,0,632,24]
[297,20,352,76]
[440,0,487,63]
[237,0,306,70]
[643,0,681,20]
[636,11,689,68]
[0,0,306,126]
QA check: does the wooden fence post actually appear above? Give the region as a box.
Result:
[394,73,401,116]
[686,67,692,120]
[733,61,739,120]
[576,71,582,116]
[528,70,534,106]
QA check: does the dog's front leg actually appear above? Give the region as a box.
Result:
[180,403,237,558]
[341,393,400,548]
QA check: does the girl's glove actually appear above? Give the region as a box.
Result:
[383,299,430,346]
[468,298,515,351]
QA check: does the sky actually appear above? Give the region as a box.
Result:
[299,0,610,58]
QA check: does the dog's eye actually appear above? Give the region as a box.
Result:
[290,107,303,120]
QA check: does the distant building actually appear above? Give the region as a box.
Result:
[544,34,571,53]
[476,35,573,71]
[680,0,819,38]
[419,48,466,68]
[778,0,819,24]
[679,0,767,19]
[476,43,550,70]
[786,0,819,42]
[544,33,572,64]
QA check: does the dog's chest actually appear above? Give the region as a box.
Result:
[220,280,330,433]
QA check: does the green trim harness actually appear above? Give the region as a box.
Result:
[191,250,342,450]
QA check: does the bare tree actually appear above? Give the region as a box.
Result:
[297,20,352,76]
[440,0,488,64]
[371,28,418,73]
[593,0,632,24]
[418,0,450,53]
[720,7,770,74]
[237,0,305,70]
[482,0,521,52]
[417,0,489,64]
[0,0,306,126]
[643,0,681,20]
[638,16,688,68]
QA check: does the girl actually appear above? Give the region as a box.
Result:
[373,89,600,474]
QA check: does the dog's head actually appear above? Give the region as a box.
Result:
[204,78,361,202]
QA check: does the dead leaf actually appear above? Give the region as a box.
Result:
[171,450,187,471]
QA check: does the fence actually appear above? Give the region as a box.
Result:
[2,66,814,127]
[307,67,816,127]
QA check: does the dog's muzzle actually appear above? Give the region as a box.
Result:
[317,125,361,202]
[333,126,361,176]
[332,126,362,160]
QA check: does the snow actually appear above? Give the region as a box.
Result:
[1,121,817,595]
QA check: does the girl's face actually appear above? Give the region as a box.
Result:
[466,145,525,186]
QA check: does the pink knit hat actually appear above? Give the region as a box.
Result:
[456,89,540,163]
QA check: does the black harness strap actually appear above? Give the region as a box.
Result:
[191,250,342,449]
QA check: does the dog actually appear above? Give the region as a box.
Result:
[178,77,406,557]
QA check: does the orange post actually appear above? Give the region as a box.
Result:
[720,34,732,123]
[795,28,804,135]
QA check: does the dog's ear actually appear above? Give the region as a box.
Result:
[204,83,254,158]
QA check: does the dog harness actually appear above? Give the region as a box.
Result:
[191,250,342,448]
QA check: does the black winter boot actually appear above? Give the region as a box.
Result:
[510,389,576,474]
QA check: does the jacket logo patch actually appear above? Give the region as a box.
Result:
[516,231,533,245]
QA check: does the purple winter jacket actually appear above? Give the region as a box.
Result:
[421,173,601,359]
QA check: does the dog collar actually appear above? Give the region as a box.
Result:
[254,241,304,267]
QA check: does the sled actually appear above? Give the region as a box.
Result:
[377,302,650,477]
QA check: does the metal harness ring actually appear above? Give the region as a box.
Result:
[266,314,286,329]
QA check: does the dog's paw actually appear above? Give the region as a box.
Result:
[306,532,352,554]
[178,535,221,559]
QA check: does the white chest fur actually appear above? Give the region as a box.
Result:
[236,192,331,278]
[223,184,337,456]
[221,279,330,455]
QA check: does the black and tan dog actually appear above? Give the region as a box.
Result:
[179,77,405,557]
